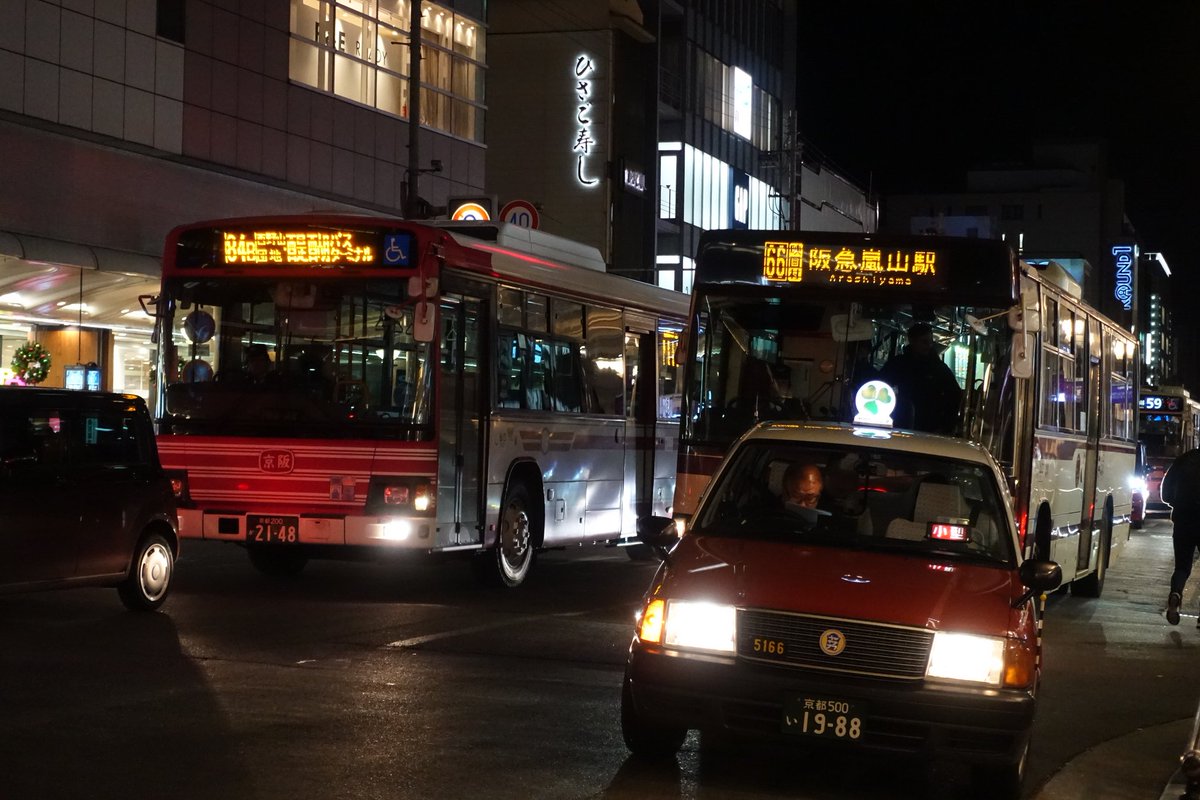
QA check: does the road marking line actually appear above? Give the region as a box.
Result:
[383,611,588,649]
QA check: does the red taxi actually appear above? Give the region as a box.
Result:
[621,422,1061,797]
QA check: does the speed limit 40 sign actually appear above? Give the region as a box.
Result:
[500,200,540,229]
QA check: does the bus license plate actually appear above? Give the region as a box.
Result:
[782,696,864,741]
[247,515,300,544]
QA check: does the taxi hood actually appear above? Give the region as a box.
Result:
[662,534,1020,635]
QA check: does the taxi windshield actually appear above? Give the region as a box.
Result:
[691,440,1015,565]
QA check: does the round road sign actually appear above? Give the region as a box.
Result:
[500,200,540,229]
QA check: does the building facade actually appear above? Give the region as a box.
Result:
[486,0,875,294]
[0,0,485,396]
[883,140,1136,329]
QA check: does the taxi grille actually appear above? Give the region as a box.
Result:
[737,609,933,680]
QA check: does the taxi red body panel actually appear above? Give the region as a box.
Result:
[662,536,1033,639]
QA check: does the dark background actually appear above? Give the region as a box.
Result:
[796,3,1200,384]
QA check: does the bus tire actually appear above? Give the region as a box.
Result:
[1072,513,1111,598]
[247,546,308,578]
[476,483,536,588]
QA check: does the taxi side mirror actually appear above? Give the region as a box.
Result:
[1013,559,1062,607]
[636,515,679,561]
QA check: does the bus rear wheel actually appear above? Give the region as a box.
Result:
[1072,514,1111,598]
[475,484,536,588]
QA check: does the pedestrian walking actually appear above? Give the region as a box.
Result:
[1160,447,1200,625]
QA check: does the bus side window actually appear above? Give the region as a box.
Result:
[497,331,525,409]
[528,337,553,411]
[549,342,582,413]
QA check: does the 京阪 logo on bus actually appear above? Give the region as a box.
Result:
[259,450,295,474]
[761,241,941,288]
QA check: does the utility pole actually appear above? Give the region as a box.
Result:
[406,0,423,218]
[788,110,803,231]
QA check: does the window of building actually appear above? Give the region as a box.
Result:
[157,0,186,43]
[659,153,678,220]
[288,0,485,142]
[692,47,778,148]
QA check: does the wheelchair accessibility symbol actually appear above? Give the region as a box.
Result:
[383,233,412,266]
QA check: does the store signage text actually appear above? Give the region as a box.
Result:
[572,54,599,187]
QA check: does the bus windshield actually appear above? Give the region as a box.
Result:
[157,277,434,439]
[685,291,1010,448]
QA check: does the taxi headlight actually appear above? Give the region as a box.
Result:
[1128,475,1148,495]
[663,601,737,653]
[926,632,1005,686]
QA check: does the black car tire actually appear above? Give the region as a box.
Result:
[971,733,1029,800]
[247,546,309,578]
[117,532,175,612]
[621,679,687,759]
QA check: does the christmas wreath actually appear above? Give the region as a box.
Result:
[12,342,52,384]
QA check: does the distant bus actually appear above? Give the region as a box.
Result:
[151,215,688,587]
[1138,386,1200,513]
[674,230,1138,597]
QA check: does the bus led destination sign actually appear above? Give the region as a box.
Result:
[223,230,376,266]
[761,241,943,288]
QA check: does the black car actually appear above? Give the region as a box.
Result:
[0,387,179,610]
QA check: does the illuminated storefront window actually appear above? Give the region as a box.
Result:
[289,0,485,142]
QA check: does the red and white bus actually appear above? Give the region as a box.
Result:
[1137,386,1200,515]
[673,230,1138,597]
[151,215,688,587]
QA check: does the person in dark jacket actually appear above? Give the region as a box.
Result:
[879,322,962,434]
[1160,448,1200,625]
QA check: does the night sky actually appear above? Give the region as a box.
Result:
[796,3,1200,353]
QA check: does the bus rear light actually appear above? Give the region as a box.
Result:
[166,470,190,503]
[384,485,411,505]
[369,477,435,515]
[413,484,432,512]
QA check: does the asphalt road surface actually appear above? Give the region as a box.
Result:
[1,516,1194,800]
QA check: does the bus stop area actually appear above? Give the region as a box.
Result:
[1030,516,1196,800]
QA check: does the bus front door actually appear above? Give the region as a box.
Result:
[438,294,484,545]
[624,321,656,533]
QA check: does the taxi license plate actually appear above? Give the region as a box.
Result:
[247,515,300,544]
[782,696,864,741]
